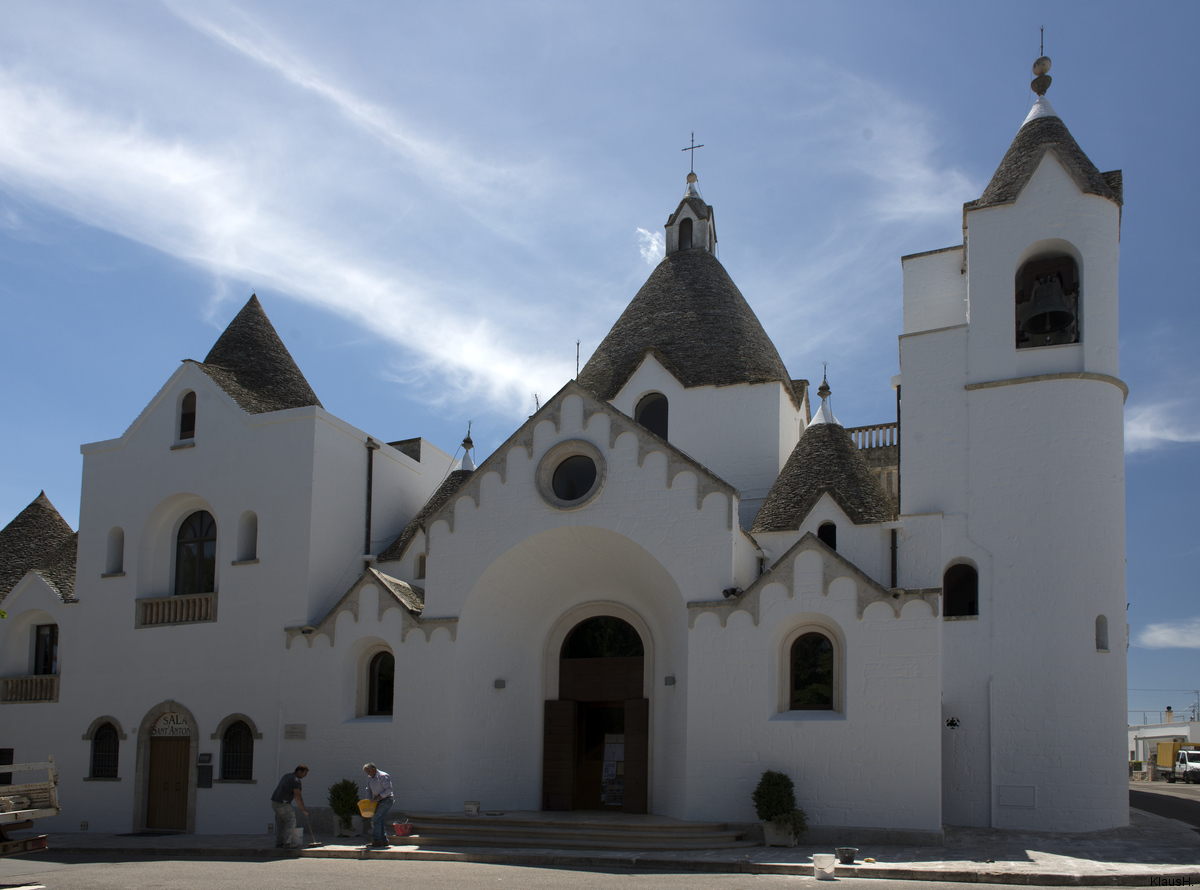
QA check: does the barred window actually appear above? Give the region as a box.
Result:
[221,720,254,780]
[91,723,120,778]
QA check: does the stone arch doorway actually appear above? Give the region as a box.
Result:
[133,701,199,832]
[542,615,648,813]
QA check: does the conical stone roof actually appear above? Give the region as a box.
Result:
[967,98,1122,212]
[751,421,893,532]
[578,249,797,405]
[196,295,323,414]
[0,491,78,601]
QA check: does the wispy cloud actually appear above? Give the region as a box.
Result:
[1137,618,1200,649]
[0,74,570,416]
[1125,400,1200,453]
[636,227,663,266]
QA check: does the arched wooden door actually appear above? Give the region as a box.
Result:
[146,713,190,830]
[542,616,648,813]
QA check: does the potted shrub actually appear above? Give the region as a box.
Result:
[752,769,808,847]
[328,778,360,837]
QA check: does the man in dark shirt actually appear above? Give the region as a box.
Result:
[270,765,309,848]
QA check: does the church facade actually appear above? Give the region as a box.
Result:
[0,60,1128,838]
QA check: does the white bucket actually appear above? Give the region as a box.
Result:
[813,853,836,880]
[464,800,480,815]
[292,826,305,847]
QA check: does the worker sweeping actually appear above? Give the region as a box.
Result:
[269,764,309,849]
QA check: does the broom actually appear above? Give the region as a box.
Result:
[303,810,324,848]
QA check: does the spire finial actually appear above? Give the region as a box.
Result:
[460,421,476,472]
[817,363,831,401]
[1031,31,1052,97]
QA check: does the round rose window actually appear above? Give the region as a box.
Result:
[551,455,597,501]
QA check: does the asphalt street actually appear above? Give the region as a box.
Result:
[1130,781,1200,829]
[0,857,1176,890]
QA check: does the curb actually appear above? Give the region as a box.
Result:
[45,843,1200,885]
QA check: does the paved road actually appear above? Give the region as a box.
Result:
[1130,781,1200,829]
[0,856,1173,890]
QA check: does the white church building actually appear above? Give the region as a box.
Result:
[1,58,1128,839]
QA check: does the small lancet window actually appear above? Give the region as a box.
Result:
[1015,255,1080,349]
[944,564,979,617]
[106,526,125,574]
[179,391,197,440]
[1095,615,1109,652]
[679,217,693,250]
[415,553,427,580]
[368,651,395,716]
[237,511,258,562]
[634,392,669,440]
[817,522,837,551]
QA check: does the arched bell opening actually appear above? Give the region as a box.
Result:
[543,615,648,814]
[1015,254,1080,349]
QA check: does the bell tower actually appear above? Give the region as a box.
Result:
[664,172,717,256]
[898,55,1127,831]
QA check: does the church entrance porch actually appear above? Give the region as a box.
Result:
[542,616,648,813]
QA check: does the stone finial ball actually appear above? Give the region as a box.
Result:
[1033,56,1052,75]
[686,172,698,183]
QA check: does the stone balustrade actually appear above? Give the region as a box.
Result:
[845,422,898,449]
[136,592,218,628]
[1,674,59,704]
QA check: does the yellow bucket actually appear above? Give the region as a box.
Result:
[357,798,376,817]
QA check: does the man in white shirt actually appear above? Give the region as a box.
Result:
[362,762,394,847]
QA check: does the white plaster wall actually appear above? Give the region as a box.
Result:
[610,357,800,529]
[684,558,942,830]
[368,438,453,557]
[902,246,966,335]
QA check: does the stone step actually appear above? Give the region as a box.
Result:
[393,813,754,851]
[400,831,758,851]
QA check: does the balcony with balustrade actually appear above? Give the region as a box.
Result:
[1,675,60,704]
[135,592,218,628]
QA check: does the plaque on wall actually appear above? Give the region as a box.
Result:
[284,724,307,740]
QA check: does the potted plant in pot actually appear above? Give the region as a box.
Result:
[752,769,808,847]
[328,778,360,837]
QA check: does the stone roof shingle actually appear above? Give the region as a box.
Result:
[0,492,78,602]
[751,422,893,532]
[578,249,798,407]
[194,295,323,415]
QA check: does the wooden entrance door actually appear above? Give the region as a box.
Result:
[544,615,649,814]
[146,737,189,830]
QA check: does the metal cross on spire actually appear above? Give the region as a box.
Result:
[680,133,704,173]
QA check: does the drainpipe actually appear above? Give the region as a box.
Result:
[364,438,381,556]
[890,529,898,588]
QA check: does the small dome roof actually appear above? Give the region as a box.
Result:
[751,421,893,532]
[578,249,797,405]
[0,491,78,601]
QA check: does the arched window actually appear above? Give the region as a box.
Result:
[634,392,669,440]
[236,511,258,562]
[817,522,837,550]
[220,720,254,780]
[368,652,394,716]
[679,217,693,250]
[944,564,979,617]
[1095,615,1109,652]
[1015,255,1080,349]
[179,391,197,440]
[90,722,120,779]
[415,553,427,580]
[562,616,645,659]
[105,526,125,575]
[790,632,834,710]
[33,624,58,675]
[175,511,217,596]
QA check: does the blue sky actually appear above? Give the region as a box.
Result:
[1,1,1196,720]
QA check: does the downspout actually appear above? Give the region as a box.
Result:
[364,438,381,556]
